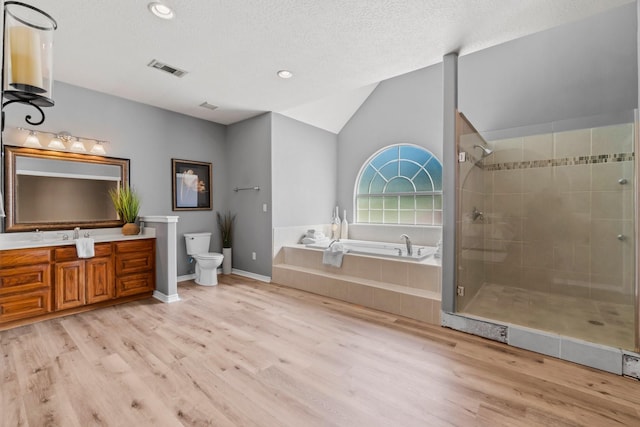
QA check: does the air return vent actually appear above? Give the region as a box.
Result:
[147,59,188,78]
[199,101,218,111]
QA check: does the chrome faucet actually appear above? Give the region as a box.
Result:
[73,227,80,240]
[400,234,412,256]
[327,239,340,249]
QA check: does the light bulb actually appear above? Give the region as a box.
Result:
[24,131,41,148]
[48,136,66,150]
[90,142,106,155]
[148,2,175,19]
[70,138,86,152]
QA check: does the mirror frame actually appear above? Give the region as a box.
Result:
[4,145,130,232]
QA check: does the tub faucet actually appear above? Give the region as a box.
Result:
[400,234,412,256]
[327,239,340,249]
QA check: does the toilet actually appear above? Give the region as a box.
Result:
[184,232,224,286]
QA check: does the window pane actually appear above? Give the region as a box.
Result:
[426,161,443,190]
[416,195,433,209]
[370,210,383,223]
[401,145,432,165]
[433,210,443,225]
[370,196,383,209]
[357,197,369,209]
[383,196,398,209]
[386,177,413,193]
[399,160,420,178]
[434,195,442,209]
[358,166,376,194]
[379,163,397,180]
[416,210,433,224]
[399,210,415,224]
[370,174,386,193]
[384,210,398,223]
[357,210,369,223]
[399,195,415,209]
[413,170,433,192]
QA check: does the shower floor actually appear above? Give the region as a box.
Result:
[460,283,635,350]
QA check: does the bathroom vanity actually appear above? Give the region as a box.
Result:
[0,233,155,330]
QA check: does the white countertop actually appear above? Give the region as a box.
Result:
[0,227,156,251]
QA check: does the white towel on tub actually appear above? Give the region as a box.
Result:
[75,237,95,258]
[322,243,346,267]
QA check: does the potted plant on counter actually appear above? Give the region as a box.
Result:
[217,210,236,274]
[109,184,141,235]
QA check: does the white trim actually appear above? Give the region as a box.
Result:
[139,215,180,223]
[232,268,271,283]
[152,290,181,303]
[177,274,196,282]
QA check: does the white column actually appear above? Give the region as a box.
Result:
[140,215,180,303]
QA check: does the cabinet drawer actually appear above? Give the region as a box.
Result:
[0,264,51,296]
[116,273,154,298]
[55,243,112,261]
[115,251,154,276]
[0,290,52,323]
[115,239,154,254]
[0,248,51,268]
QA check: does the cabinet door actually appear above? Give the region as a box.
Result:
[86,257,114,304]
[55,260,85,311]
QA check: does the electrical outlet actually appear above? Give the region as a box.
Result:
[252,252,256,260]
[457,286,465,296]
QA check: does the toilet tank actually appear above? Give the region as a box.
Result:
[184,232,212,255]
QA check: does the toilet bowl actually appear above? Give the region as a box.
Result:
[192,252,224,286]
[184,232,224,286]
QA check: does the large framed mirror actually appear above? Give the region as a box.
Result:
[4,146,130,232]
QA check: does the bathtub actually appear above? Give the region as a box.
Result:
[306,238,434,261]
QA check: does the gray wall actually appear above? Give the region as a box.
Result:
[226,113,272,277]
[271,113,337,227]
[337,63,444,223]
[459,2,638,133]
[4,81,227,276]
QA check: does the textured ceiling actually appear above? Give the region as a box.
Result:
[21,0,635,133]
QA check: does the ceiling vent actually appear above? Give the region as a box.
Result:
[199,101,218,111]
[147,59,188,78]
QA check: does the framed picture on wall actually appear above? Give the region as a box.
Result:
[171,159,212,211]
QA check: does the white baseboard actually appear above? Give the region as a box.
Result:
[152,290,181,303]
[177,274,196,282]
[232,268,271,283]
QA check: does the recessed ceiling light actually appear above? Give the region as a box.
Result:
[277,70,293,79]
[148,2,175,20]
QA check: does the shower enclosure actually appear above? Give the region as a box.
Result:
[455,110,638,352]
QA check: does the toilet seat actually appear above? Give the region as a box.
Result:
[194,252,223,260]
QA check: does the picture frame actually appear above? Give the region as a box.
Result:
[171,158,212,211]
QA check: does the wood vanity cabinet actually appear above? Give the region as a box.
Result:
[54,242,114,310]
[114,239,155,297]
[0,248,52,323]
[0,237,155,329]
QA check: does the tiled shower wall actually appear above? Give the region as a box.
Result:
[481,123,635,304]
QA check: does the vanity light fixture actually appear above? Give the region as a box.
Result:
[23,130,41,147]
[70,137,86,152]
[277,70,293,79]
[148,2,175,20]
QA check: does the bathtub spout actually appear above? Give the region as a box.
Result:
[327,239,340,249]
[400,234,412,256]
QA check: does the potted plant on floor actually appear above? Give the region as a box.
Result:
[217,210,236,274]
[109,184,141,235]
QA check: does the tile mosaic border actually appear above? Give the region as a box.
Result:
[484,152,634,171]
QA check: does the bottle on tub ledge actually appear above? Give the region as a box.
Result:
[341,209,349,239]
[331,206,341,239]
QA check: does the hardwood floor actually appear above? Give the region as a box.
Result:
[1,274,639,426]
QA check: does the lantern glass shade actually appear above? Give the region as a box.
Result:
[3,2,57,107]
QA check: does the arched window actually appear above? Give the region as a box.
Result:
[355,144,442,225]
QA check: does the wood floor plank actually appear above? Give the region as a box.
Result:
[1,275,639,426]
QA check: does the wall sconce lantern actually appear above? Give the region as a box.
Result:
[2,1,57,130]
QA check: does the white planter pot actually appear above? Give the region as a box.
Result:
[222,247,232,274]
